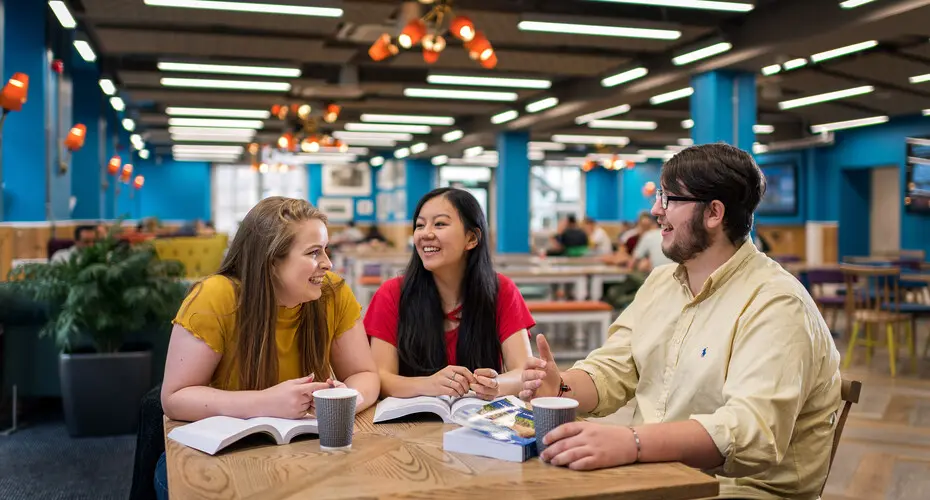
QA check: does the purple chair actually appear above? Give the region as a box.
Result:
[807,268,847,332]
[47,238,75,260]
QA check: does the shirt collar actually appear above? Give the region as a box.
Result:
[672,238,759,301]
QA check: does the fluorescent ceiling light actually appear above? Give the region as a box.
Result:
[601,67,649,88]
[672,42,732,66]
[344,123,431,134]
[587,0,753,12]
[171,134,254,143]
[526,97,559,113]
[394,148,410,159]
[427,74,551,89]
[168,118,265,129]
[682,119,694,129]
[166,107,271,119]
[923,109,930,116]
[73,41,97,62]
[370,156,385,167]
[783,58,807,70]
[157,61,301,78]
[168,127,256,136]
[810,40,878,63]
[491,110,519,124]
[753,143,769,155]
[139,150,150,160]
[588,120,658,130]
[48,1,77,29]
[333,131,413,141]
[410,143,428,154]
[839,0,877,8]
[529,150,545,161]
[650,87,694,105]
[122,119,136,132]
[431,155,449,166]
[143,0,343,17]
[335,138,397,147]
[810,115,888,133]
[909,73,930,84]
[551,134,630,146]
[464,146,484,158]
[99,79,116,96]
[518,20,681,40]
[753,124,774,134]
[360,114,455,126]
[443,130,464,142]
[174,157,240,162]
[678,137,694,146]
[575,104,631,125]
[173,146,245,155]
[404,88,518,101]
[761,64,781,76]
[529,141,566,151]
[778,85,874,110]
[110,97,126,112]
[160,77,291,92]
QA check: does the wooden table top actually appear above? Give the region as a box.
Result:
[164,409,719,500]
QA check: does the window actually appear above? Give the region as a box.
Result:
[212,164,308,238]
[530,165,582,232]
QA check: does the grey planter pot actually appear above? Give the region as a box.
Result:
[59,349,152,437]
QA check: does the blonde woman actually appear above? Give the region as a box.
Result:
[155,197,379,498]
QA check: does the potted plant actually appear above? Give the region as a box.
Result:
[7,234,186,436]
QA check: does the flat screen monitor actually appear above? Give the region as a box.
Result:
[757,163,798,216]
[906,137,930,213]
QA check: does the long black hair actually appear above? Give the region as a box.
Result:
[396,187,501,377]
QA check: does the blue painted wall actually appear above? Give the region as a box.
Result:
[618,162,661,221]
[70,66,104,220]
[134,160,211,222]
[584,167,621,222]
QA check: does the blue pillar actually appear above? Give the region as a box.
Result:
[1,0,49,221]
[405,158,435,218]
[584,168,621,222]
[307,163,322,207]
[690,70,756,152]
[495,131,530,253]
[71,66,104,220]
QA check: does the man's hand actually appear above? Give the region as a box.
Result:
[540,421,638,471]
[519,335,561,401]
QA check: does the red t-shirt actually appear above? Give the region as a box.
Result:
[364,273,536,366]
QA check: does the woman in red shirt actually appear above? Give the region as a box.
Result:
[364,187,535,400]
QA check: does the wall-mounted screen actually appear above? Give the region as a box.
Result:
[757,163,798,216]
[905,137,930,214]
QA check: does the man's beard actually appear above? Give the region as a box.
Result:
[662,209,712,264]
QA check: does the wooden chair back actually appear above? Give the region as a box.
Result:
[822,378,862,496]
[839,264,902,315]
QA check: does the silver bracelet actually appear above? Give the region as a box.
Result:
[628,426,642,462]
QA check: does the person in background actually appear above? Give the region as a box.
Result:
[629,216,674,273]
[550,214,589,257]
[584,217,614,256]
[365,187,535,400]
[363,224,389,245]
[156,197,380,498]
[332,220,365,247]
[520,143,840,499]
[51,225,98,263]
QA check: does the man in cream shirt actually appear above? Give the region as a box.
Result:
[521,143,841,499]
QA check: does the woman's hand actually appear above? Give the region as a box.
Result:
[260,375,333,419]
[422,366,476,397]
[470,368,501,400]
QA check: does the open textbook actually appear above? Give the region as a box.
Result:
[373,394,496,424]
[167,415,319,455]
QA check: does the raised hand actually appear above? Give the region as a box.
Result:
[519,334,561,402]
[422,365,477,397]
[260,375,333,419]
[470,368,500,400]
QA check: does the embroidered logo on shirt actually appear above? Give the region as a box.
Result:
[701,347,708,358]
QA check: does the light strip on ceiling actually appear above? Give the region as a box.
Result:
[588,120,658,130]
[672,41,733,66]
[783,58,807,70]
[778,85,874,110]
[431,155,449,166]
[173,145,245,154]
[341,138,397,147]
[526,97,559,113]
[678,138,694,146]
[681,119,694,129]
[464,146,484,158]
[394,148,411,159]
[369,156,385,167]
[99,79,116,96]
[360,114,455,125]
[74,41,97,62]
[168,127,256,136]
[761,64,781,76]
[491,110,519,124]
[110,97,126,112]
[575,104,631,125]
[344,123,431,134]
[427,74,552,89]
[404,88,518,101]
[142,0,344,17]
[158,61,302,78]
[586,0,754,12]
[174,156,241,162]
[551,134,630,146]
[166,107,271,119]
[171,134,254,143]
[638,149,676,159]
[810,115,888,133]
[48,1,77,29]
[909,73,930,84]
[923,109,930,116]
[160,77,291,92]
[122,119,136,132]
[529,141,566,151]
[168,118,265,129]
[410,143,429,154]
[649,87,694,105]
[810,40,878,63]
[754,124,774,134]
[839,0,878,8]
[601,67,649,88]
[518,20,681,40]
[333,131,413,141]
[139,150,150,160]
[443,130,465,142]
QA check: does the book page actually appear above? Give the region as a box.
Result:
[373,396,454,423]
[249,417,318,443]
[168,416,260,455]
[449,396,489,416]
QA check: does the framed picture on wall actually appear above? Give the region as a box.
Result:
[356,199,374,217]
[317,197,354,222]
[377,192,391,221]
[378,161,395,190]
[322,163,372,197]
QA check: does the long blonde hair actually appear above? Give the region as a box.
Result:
[215,196,337,390]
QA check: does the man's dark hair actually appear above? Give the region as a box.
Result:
[660,143,766,245]
[566,214,578,225]
[74,225,96,241]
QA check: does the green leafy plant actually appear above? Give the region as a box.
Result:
[7,235,187,353]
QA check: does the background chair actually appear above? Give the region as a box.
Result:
[128,385,165,500]
[807,268,847,334]
[821,378,862,497]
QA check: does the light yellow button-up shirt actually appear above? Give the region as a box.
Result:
[572,239,841,499]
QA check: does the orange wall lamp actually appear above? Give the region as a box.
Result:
[369,0,497,68]
[0,72,30,221]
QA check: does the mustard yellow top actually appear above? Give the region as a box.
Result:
[172,271,361,390]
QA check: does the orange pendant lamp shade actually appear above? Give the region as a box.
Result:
[369,34,398,61]
[107,156,121,175]
[450,16,476,42]
[423,46,440,64]
[1,73,29,112]
[121,163,133,177]
[133,175,144,189]
[64,124,87,151]
[323,103,341,123]
[480,51,498,69]
[398,19,426,49]
[465,32,493,61]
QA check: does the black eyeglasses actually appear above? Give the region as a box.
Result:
[656,189,710,210]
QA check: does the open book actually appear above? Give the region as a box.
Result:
[167,415,319,455]
[374,395,498,424]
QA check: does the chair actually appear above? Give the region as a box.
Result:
[128,385,165,500]
[841,265,916,377]
[820,378,862,497]
[806,268,846,332]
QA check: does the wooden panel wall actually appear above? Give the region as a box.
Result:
[757,225,806,261]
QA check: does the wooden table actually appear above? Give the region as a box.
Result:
[165,409,719,500]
